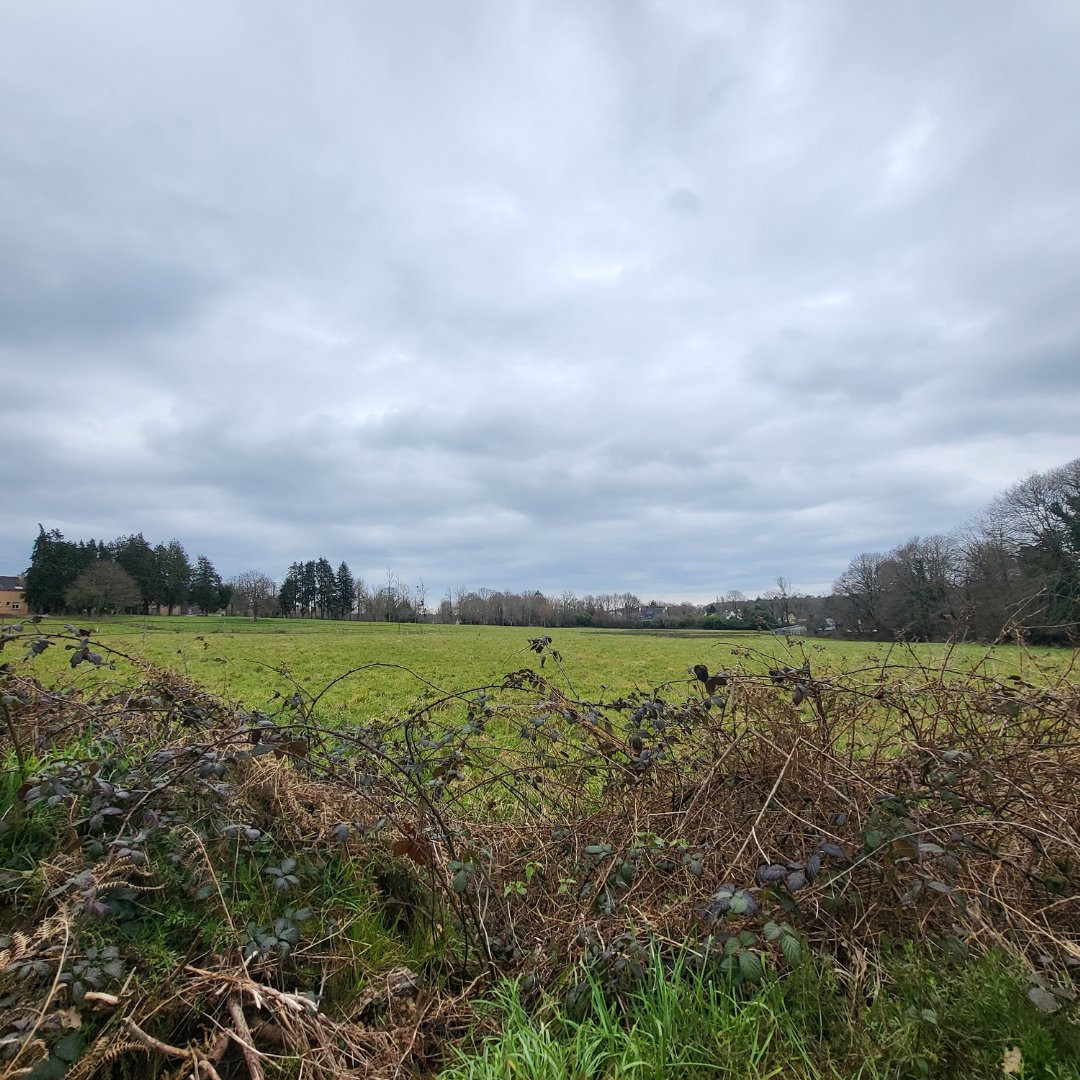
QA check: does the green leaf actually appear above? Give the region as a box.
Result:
[452,868,470,893]
[780,933,802,966]
[53,1031,86,1063]
[738,950,765,982]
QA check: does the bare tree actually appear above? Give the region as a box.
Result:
[65,562,141,615]
[763,576,793,625]
[978,458,1080,639]
[833,553,888,632]
[720,589,746,616]
[879,536,960,641]
[230,571,276,620]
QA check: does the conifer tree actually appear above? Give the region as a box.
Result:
[335,561,356,619]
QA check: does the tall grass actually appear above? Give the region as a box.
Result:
[441,948,1080,1080]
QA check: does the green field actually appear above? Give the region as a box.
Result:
[17,615,1072,725]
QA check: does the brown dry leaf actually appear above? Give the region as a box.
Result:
[1002,1045,1022,1076]
[53,1007,82,1029]
[392,837,431,867]
[274,739,310,759]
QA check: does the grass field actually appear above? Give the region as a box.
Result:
[2,616,1078,1078]
[14,614,1073,726]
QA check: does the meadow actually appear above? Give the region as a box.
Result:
[1,616,1078,1078]
[17,614,1072,726]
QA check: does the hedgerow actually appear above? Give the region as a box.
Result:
[1,623,1077,1077]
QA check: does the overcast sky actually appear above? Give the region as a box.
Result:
[2,1,1078,601]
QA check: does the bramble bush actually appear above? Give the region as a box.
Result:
[0,623,1077,1077]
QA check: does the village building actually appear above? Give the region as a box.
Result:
[0,575,26,617]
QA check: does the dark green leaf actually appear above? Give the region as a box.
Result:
[738,950,765,981]
[780,933,802,966]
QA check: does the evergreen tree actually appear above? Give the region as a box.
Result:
[24,526,83,613]
[335,561,356,620]
[153,540,192,614]
[189,554,225,614]
[278,563,301,617]
[314,557,336,618]
[299,561,317,617]
[111,533,156,613]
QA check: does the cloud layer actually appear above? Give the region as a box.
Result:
[3,1,1078,600]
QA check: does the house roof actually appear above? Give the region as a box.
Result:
[0,576,24,591]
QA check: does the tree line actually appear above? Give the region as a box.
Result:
[21,530,278,619]
[277,565,431,622]
[832,457,1080,643]
[14,457,1079,641]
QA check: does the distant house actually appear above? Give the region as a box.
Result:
[640,605,668,620]
[0,576,25,617]
[772,624,807,636]
[146,602,193,616]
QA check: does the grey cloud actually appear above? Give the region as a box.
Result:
[2,0,1079,600]
[0,240,214,348]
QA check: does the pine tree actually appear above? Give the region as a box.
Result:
[24,526,83,613]
[335,561,356,620]
[189,554,225,614]
[300,561,317,617]
[278,563,301,617]
[154,540,192,615]
[111,534,156,613]
[314,558,336,618]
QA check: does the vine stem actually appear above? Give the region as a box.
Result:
[1,698,27,780]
